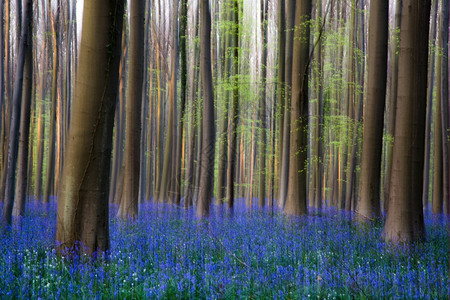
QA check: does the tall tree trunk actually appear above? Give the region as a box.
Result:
[197,0,215,217]
[275,0,285,203]
[422,0,438,209]
[0,0,4,134]
[432,42,442,214]
[384,0,430,243]
[56,0,124,255]
[279,0,295,208]
[311,0,324,210]
[44,0,60,204]
[0,0,12,205]
[34,68,46,201]
[13,2,33,218]
[258,0,268,208]
[439,0,449,214]
[216,0,232,205]
[109,27,127,204]
[383,0,401,212]
[226,0,240,209]
[357,0,388,220]
[158,0,179,204]
[284,0,311,216]
[118,0,145,219]
[184,25,200,208]
[1,0,32,227]
[174,0,188,206]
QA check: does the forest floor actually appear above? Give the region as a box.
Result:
[0,200,448,299]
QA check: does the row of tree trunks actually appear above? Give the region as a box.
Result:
[1,0,32,227]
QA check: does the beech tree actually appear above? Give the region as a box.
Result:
[384,0,431,243]
[56,0,124,254]
[118,0,145,219]
[197,0,215,217]
[284,0,312,216]
[1,0,32,227]
[357,0,388,220]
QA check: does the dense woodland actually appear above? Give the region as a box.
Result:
[0,0,449,254]
[0,0,449,298]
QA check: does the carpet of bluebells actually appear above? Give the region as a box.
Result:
[0,200,448,299]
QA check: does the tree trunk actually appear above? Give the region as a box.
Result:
[117,0,145,219]
[56,0,124,255]
[258,0,268,208]
[197,0,215,218]
[44,0,60,204]
[284,0,311,216]
[1,0,32,227]
[13,3,33,218]
[432,44,442,214]
[226,0,240,210]
[174,0,188,206]
[383,0,401,212]
[275,0,285,204]
[279,0,295,208]
[439,0,449,214]
[422,0,438,209]
[384,0,430,243]
[357,0,388,220]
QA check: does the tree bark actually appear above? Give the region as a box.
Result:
[275,0,285,204]
[226,0,240,209]
[384,0,430,243]
[13,2,33,218]
[357,0,388,220]
[56,0,124,255]
[197,0,215,217]
[439,0,449,214]
[43,0,60,204]
[284,0,311,216]
[118,0,145,219]
[1,0,32,227]
[258,0,268,208]
[174,0,188,206]
[383,0,401,212]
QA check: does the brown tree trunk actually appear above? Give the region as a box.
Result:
[13,4,33,218]
[226,0,240,210]
[383,0,401,212]
[275,0,285,204]
[384,0,430,243]
[422,0,438,209]
[56,0,124,255]
[1,0,32,227]
[439,0,449,214]
[357,0,388,220]
[258,0,268,208]
[432,46,442,214]
[118,0,145,219]
[44,0,60,204]
[278,0,295,208]
[284,0,311,216]
[174,0,188,206]
[197,0,215,217]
